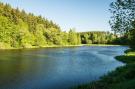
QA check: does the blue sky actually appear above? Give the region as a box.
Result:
[1,0,114,32]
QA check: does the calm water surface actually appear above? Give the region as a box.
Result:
[0,46,127,89]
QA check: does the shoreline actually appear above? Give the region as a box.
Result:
[75,48,135,89]
[83,44,123,46]
[0,44,124,50]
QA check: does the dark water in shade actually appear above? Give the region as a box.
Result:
[0,46,127,89]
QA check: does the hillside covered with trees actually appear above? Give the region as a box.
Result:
[0,2,81,49]
[0,2,118,49]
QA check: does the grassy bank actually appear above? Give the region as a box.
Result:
[74,49,135,89]
[0,44,84,50]
[0,44,121,50]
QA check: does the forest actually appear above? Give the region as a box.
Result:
[0,2,119,49]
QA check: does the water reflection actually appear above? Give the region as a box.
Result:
[0,46,127,89]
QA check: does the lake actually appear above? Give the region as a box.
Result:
[0,46,127,89]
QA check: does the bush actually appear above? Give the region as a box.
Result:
[0,42,11,49]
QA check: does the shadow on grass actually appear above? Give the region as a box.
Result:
[115,55,135,64]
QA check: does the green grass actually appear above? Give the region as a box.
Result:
[0,44,84,50]
[74,49,135,89]
[0,44,120,50]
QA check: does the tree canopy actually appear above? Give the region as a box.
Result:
[110,0,135,48]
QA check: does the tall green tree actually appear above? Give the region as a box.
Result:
[110,0,135,48]
[68,29,79,45]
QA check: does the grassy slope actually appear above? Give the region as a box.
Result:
[74,49,135,89]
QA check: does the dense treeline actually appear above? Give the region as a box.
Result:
[0,2,117,49]
[78,31,116,44]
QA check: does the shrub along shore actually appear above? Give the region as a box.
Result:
[74,48,135,89]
